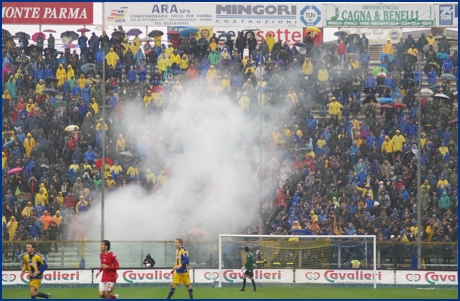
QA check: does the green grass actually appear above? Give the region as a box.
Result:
[2,287,458,299]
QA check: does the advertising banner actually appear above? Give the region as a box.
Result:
[215,3,323,28]
[104,3,214,27]
[2,270,92,285]
[2,2,93,25]
[395,270,458,286]
[325,4,434,27]
[116,269,174,284]
[295,269,394,284]
[168,26,214,42]
[335,28,402,44]
[195,269,292,283]
[435,4,458,27]
[214,27,304,46]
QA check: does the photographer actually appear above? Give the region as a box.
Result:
[143,253,155,268]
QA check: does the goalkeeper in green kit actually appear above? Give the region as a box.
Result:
[239,246,256,292]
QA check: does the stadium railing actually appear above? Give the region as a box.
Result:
[2,240,457,271]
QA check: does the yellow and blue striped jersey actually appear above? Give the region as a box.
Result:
[175,247,189,273]
[22,252,48,279]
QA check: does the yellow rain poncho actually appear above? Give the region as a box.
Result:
[238,93,250,111]
[67,65,75,80]
[302,58,313,75]
[266,34,276,52]
[206,66,217,83]
[157,55,171,74]
[154,35,162,47]
[105,48,119,68]
[56,64,66,87]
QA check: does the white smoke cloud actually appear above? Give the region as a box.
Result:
[83,83,267,241]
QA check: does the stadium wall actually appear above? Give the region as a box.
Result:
[3,269,457,286]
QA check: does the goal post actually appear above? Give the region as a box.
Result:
[218,234,377,289]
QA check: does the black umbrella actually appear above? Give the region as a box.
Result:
[13,59,24,65]
[316,89,330,98]
[2,29,12,38]
[375,85,391,93]
[322,54,340,66]
[334,31,348,37]
[43,89,59,96]
[45,77,58,85]
[192,43,207,51]
[403,53,418,65]
[24,45,38,56]
[61,31,79,40]
[99,105,115,112]
[148,30,164,38]
[54,51,64,57]
[362,95,377,105]
[345,34,359,45]
[111,31,124,39]
[15,31,30,39]
[294,42,310,48]
[424,64,439,75]
[218,32,235,38]
[43,48,56,55]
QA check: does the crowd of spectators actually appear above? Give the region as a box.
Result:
[1,28,458,268]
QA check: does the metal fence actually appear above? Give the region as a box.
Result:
[2,240,457,271]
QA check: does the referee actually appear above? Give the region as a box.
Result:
[239,246,256,292]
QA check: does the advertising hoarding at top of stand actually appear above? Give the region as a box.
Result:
[324,4,434,27]
[104,2,214,27]
[103,3,324,28]
[2,2,94,25]
[435,4,458,27]
[215,3,323,27]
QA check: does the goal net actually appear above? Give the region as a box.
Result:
[218,234,377,288]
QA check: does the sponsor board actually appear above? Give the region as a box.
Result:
[194,269,292,283]
[2,2,93,25]
[325,4,434,27]
[435,4,458,27]
[4,269,457,286]
[214,27,304,46]
[167,26,214,41]
[215,4,323,27]
[336,28,402,44]
[2,270,92,285]
[118,269,174,284]
[396,270,458,285]
[295,269,394,284]
[104,3,214,26]
[104,3,323,28]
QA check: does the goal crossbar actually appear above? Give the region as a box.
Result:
[218,234,377,289]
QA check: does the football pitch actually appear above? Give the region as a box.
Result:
[2,286,458,299]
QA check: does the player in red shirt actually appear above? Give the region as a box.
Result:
[96,240,120,299]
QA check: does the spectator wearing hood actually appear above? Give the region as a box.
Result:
[84,146,96,164]
[442,56,453,74]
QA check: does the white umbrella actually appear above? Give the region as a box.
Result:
[119,151,133,157]
[420,88,434,96]
[94,25,110,31]
[242,25,260,31]
[434,93,450,99]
